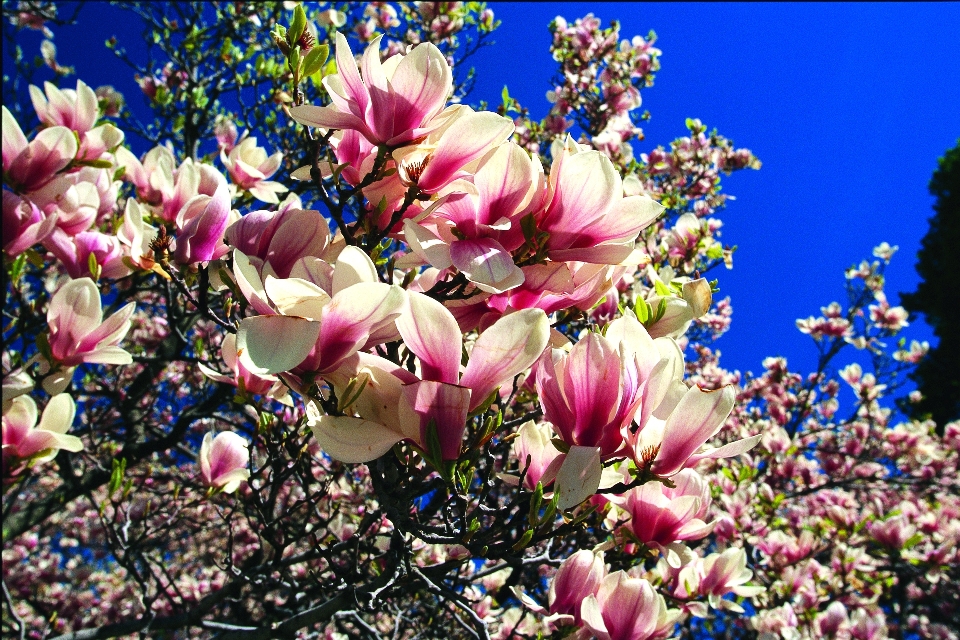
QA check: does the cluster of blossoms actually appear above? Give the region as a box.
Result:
[3,4,955,640]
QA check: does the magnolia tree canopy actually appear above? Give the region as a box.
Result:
[2,3,958,640]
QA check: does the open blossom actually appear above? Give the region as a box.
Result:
[535,137,664,264]
[46,278,135,367]
[29,79,123,161]
[618,469,715,547]
[535,312,669,460]
[294,291,549,463]
[868,291,909,332]
[676,547,764,612]
[290,32,452,147]
[221,136,287,203]
[2,106,77,194]
[403,141,541,292]
[198,431,250,493]
[2,394,81,476]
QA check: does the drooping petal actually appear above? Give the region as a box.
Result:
[236,315,322,375]
[308,407,404,463]
[555,445,602,510]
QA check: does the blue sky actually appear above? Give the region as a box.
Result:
[9,2,959,383]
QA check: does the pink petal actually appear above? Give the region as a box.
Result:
[653,385,736,476]
[399,380,471,460]
[417,111,514,193]
[315,283,406,373]
[460,308,549,411]
[395,291,462,384]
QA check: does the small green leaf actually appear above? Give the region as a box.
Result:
[512,528,534,551]
[301,44,329,79]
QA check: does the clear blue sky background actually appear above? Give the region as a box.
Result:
[9,2,960,384]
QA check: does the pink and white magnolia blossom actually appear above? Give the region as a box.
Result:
[289,32,453,147]
[235,246,407,388]
[548,549,606,623]
[533,136,664,264]
[617,468,715,548]
[2,190,58,256]
[198,431,250,494]
[403,141,541,293]
[2,106,77,194]
[535,311,676,460]
[29,79,124,161]
[46,277,135,368]
[676,547,764,612]
[581,571,680,640]
[220,136,287,203]
[303,292,549,463]
[173,169,233,264]
[225,206,335,284]
[2,394,81,477]
[44,228,130,280]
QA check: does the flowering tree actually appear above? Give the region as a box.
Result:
[3,3,957,640]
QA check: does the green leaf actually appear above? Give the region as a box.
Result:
[512,528,534,551]
[301,44,329,79]
[550,438,571,453]
[108,458,127,498]
[527,482,544,526]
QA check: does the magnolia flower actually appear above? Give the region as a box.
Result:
[2,106,77,194]
[29,79,98,134]
[677,547,764,612]
[403,141,540,293]
[199,431,250,493]
[2,394,81,476]
[221,136,287,203]
[173,170,232,264]
[290,32,452,147]
[225,207,333,281]
[46,278,135,368]
[548,549,606,623]
[534,136,664,264]
[618,469,715,547]
[44,229,130,280]
[535,311,674,460]
[581,572,680,640]
[2,190,58,256]
[300,293,549,464]
[235,246,407,384]
[29,79,123,161]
